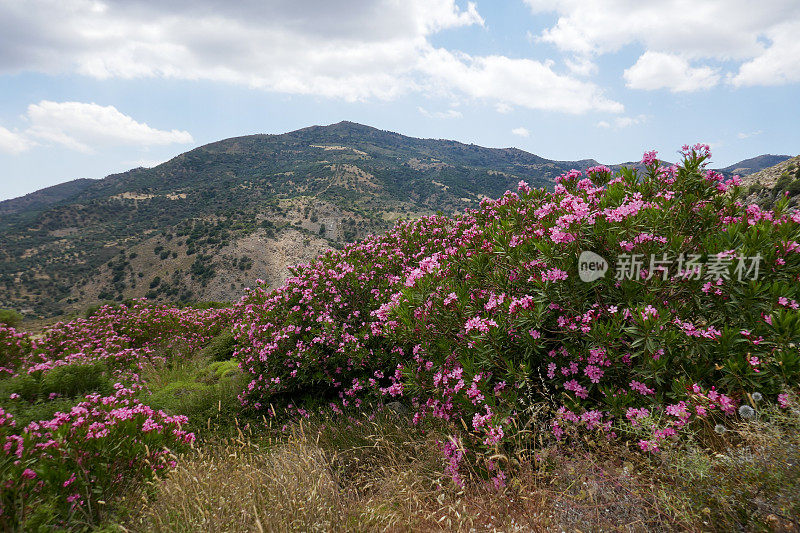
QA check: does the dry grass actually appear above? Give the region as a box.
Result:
[118,402,800,533]
[122,438,344,532]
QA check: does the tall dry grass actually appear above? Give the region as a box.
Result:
[119,399,800,532]
[126,438,343,532]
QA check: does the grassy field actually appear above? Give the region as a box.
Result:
[116,381,800,532]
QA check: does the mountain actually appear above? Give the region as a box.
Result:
[0,178,95,216]
[740,154,800,208]
[740,154,800,188]
[0,121,602,318]
[0,121,791,319]
[719,154,792,177]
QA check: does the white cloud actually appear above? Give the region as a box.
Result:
[23,101,193,153]
[525,0,800,88]
[623,52,719,92]
[614,115,644,128]
[596,114,647,129]
[565,56,597,77]
[0,125,31,154]
[511,127,530,137]
[0,0,482,102]
[730,20,800,86]
[0,1,620,114]
[123,158,168,169]
[418,107,462,119]
[419,49,623,114]
[737,130,763,139]
[494,102,513,114]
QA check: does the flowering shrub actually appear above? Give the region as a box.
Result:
[234,215,473,410]
[20,302,234,378]
[0,325,32,375]
[0,302,231,529]
[236,145,800,484]
[0,385,194,529]
[383,145,800,470]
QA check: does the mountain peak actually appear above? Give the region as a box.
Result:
[720,154,792,176]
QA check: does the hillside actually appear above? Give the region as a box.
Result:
[741,154,800,208]
[0,122,599,318]
[719,153,792,177]
[0,178,95,216]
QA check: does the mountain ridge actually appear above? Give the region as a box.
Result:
[0,122,787,209]
[0,178,96,216]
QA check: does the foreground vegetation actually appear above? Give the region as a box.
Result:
[119,399,799,532]
[1,145,799,530]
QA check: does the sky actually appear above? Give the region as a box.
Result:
[0,0,798,201]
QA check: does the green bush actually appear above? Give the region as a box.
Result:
[0,395,77,430]
[198,359,240,383]
[40,362,114,398]
[236,145,800,482]
[2,361,112,401]
[0,389,194,531]
[144,368,244,433]
[199,332,236,362]
[0,309,22,327]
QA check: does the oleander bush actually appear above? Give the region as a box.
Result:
[235,145,800,485]
[0,302,234,529]
[0,324,32,374]
[0,387,195,530]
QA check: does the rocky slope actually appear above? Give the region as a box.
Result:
[740,155,800,209]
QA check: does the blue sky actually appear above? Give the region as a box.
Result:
[0,0,798,201]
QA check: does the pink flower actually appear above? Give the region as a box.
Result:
[584,364,604,384]
[629,380,654,396]
[483,425,505,446]
[666,402,690,420]
[21,468,36,479]
[464,316,498,334]
[564,379,589,399]
[641,305,658,320]
[541,268,569,282]
[778,393,791,409]
[491,470,507,490]
[638,439,659,453]
[626,407,650,426]
[551,421,564,440]
[641,150,658,166]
